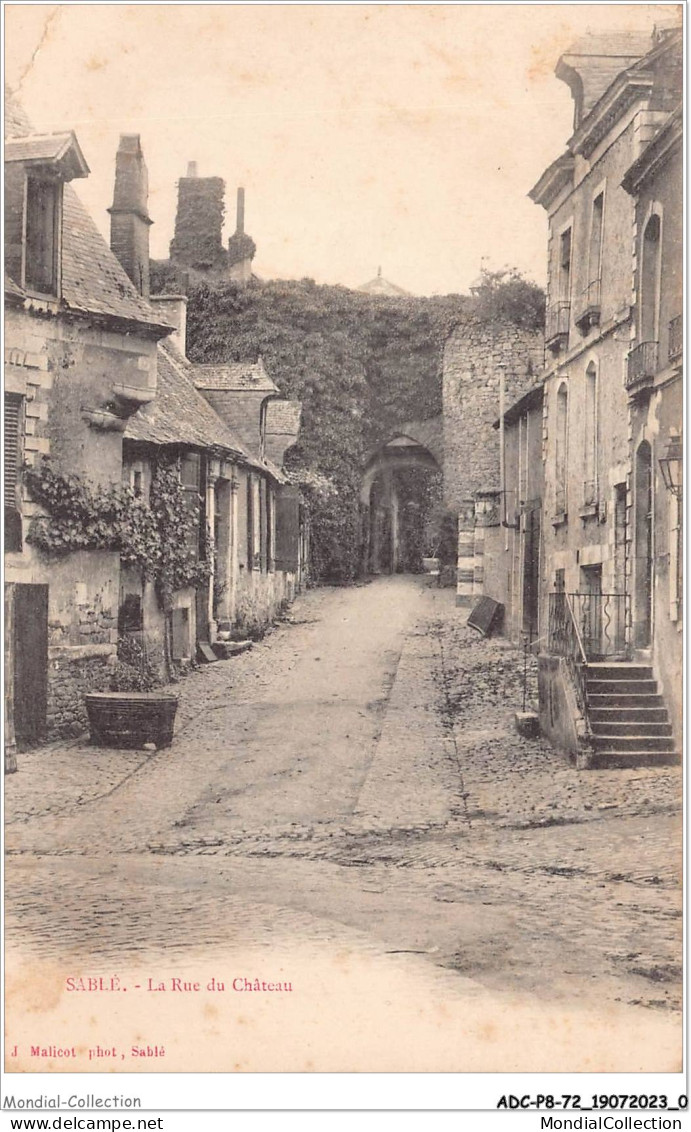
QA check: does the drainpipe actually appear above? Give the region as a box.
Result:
[499,362,506,529]
[499,361,519,536]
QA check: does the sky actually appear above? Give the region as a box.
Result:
[4,3,679,295]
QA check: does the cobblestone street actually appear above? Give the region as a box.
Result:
[5,577,682,1072]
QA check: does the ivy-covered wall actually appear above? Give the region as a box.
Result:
[148,266,545,583]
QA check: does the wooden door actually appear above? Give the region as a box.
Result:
[13,583,48,747]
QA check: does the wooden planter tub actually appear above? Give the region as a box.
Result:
[84,692,178,750]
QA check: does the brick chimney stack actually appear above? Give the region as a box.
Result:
[236,187,245,234]
[108,134,153,299]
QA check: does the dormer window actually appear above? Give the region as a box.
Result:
[4,130,89,297]
[25,176,61,295]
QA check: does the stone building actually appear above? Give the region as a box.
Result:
[4,99,172,761]
[442,316,544,609]
[528,25,682,765]
[112,155,305,654]
[621,94,682,746]
[484,384,545,644]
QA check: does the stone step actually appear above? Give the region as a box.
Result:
[589,750,681,769]
[592,733,676,752]
[589,706,668,724]
[588,693,664,710]
[585,663,654,680]
[586,678,658,696]
[591,721,673,738]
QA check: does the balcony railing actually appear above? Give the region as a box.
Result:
[575,279,601,333]
[669,315,682,363]
[545,301,570,354]
[625,340,658,392]
[569,592,627,660]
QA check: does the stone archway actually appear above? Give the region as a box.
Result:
[360,425,442,575]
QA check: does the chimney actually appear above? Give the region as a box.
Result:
[227,186,256,284]
[108,134,153,299]
[186,161,198,178]
[149,295,188,357]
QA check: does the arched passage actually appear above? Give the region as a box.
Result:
[360,431,442,575]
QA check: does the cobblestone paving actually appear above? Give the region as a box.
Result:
[4,577,683,1069]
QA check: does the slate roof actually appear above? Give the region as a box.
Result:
[5,131,89,178]
[59,186,170,330]
[4,271,26,300]
[4,88,170,334]
[192,358,279,393]
[358,269,409,297]
[265,400,302,436]
[5,87,33,138]
[125,344,259,461]
[125,344,285,482]
[561,31,652,58]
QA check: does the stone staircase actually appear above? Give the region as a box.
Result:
[585,662,680,768]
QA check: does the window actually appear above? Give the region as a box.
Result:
[558,227,572,302]
[246,474,254,565]
[554,383,568,518]
[640,212,661,344]
[583,364,598,505]
[588,193,604,289]
[179,452,202,560]
[24,177,61,295]
[4,394,23,552]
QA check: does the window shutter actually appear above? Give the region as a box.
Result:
[4,394,23,552]
[274,485,300,573]
[4,395,21,508]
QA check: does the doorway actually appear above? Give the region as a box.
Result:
[579,564,603,659]
[8,583,49,748]
[634,442,653,648]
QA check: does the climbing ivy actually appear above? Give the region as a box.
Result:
[25,455,211,609]
[149,264,544,582]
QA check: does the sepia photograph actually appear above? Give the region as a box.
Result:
[2,0,684,1107]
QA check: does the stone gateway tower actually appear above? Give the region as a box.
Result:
[442,317,544,607]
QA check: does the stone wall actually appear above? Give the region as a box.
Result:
[4,306,156,753]
[442,317,543,606]
[442,318,544,509]
[234,568,295,638]
[47,646,114,739]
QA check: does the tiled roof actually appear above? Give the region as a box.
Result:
[59,186,171,330]
[192,358,279,393]
[125,344,286,482]
[5,131,89,178]
[265,400,302,436]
